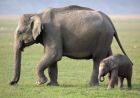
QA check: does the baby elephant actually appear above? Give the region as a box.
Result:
[98,54,133,89]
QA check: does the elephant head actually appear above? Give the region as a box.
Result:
[10,14,42,85]
[98,59,118,82]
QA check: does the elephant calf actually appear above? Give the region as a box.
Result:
[98,54,133,89]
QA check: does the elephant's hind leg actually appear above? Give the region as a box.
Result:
[89,59,100,86]
[47,62,59,86]
[127,76,132,89]
[90,47,112,86]
[118,77,124,89]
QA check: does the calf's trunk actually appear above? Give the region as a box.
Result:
[98,75,105,82]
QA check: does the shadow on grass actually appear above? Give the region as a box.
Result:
[30,83,99,89]
[131,83,140,91]
[9,82,140,92]
[60,84,87,88]
[58,83,107,90]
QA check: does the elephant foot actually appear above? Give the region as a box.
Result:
[119,87,124,90]
[107,87,112,90]
[36,77,48,85]
[47,82,59,86]
[107,85,114,89]
[89,83,99,86]
[90,75,99,86]
[9,80,18,85]
[89,81,99,86]
[127,87,131,90]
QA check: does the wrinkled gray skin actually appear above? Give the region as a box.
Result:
[10,5,128,86]
[98,54,133,89]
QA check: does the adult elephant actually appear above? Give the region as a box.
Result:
[10,5,129,86]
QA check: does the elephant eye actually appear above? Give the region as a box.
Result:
[17,28,26,34]
[17,31,22,34]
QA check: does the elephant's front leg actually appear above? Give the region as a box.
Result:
[107,70,118,89]
[47,62,59,86]
[106,72,111,86]
[36,49,58,85]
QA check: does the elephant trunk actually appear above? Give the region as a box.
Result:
[10,41,22,85]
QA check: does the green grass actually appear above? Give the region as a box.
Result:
[0,16,140,98]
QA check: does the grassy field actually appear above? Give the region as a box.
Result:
[0,16,140,98]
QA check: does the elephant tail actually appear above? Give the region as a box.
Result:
[114,32,133,65]
[113,32,127,56]
[99,11,133,65]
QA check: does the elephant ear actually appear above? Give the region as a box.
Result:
[109,60,118,70]
[31,15,42,40]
